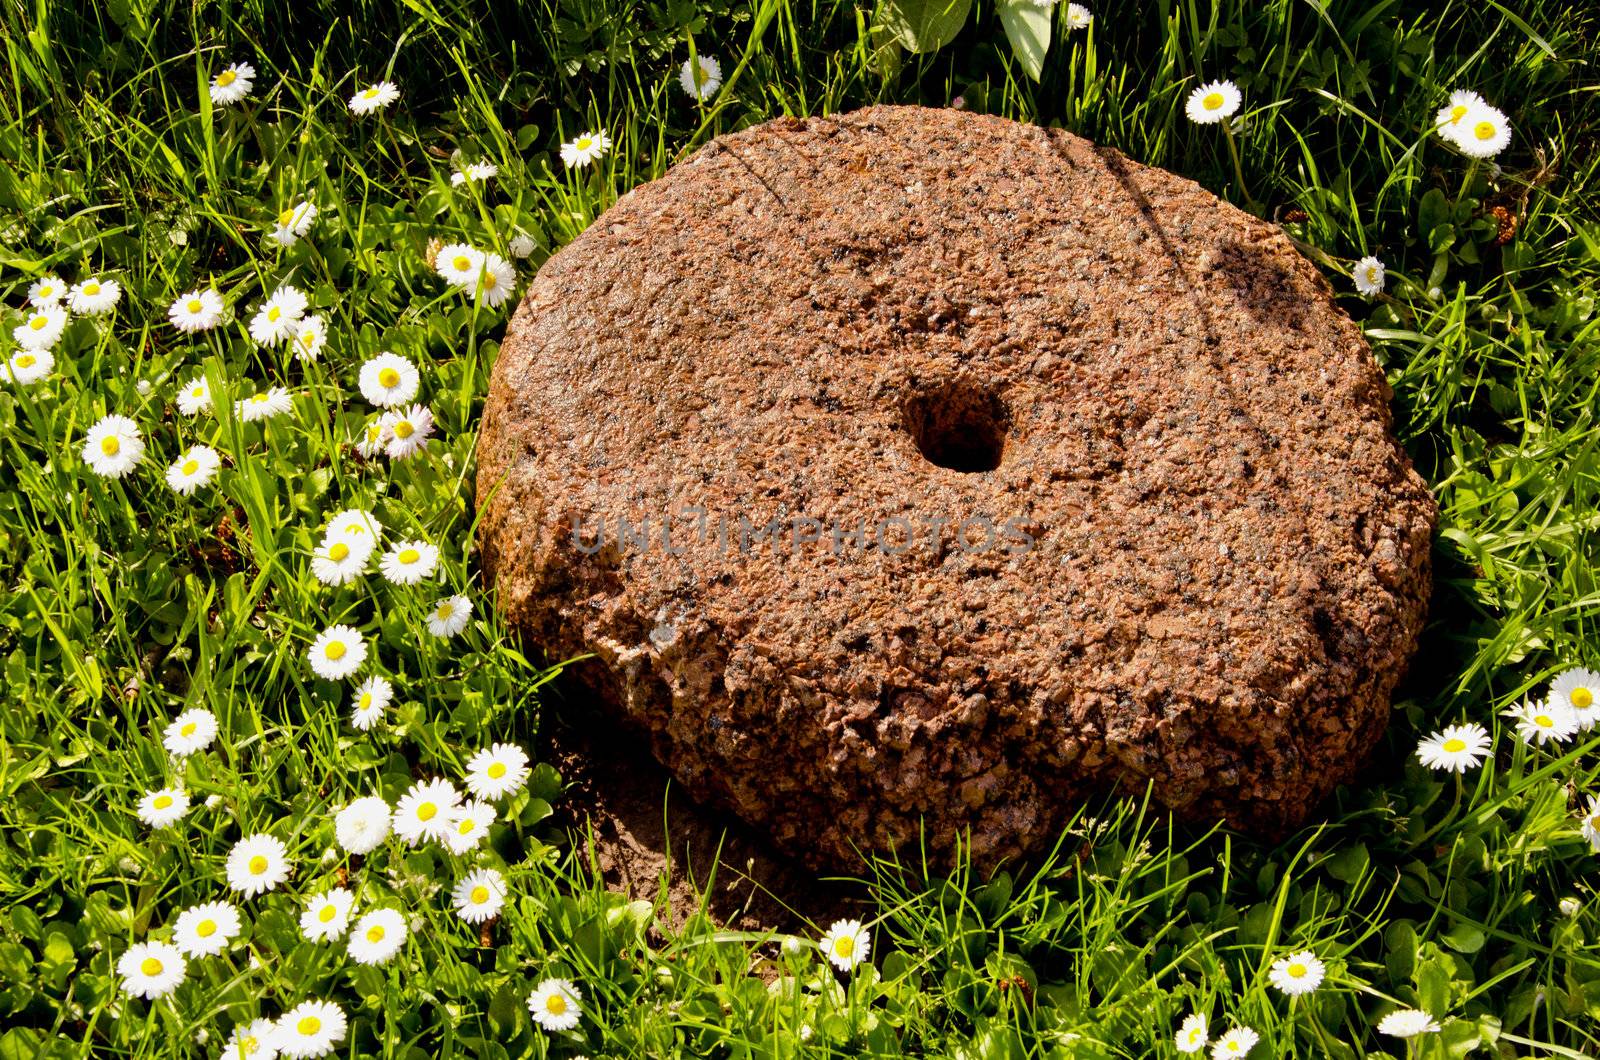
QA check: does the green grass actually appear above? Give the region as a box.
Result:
[2,0,1600,1057]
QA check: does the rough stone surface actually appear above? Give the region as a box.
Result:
[476,105,1436,869]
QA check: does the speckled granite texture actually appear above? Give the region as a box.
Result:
[476,105,1436,868]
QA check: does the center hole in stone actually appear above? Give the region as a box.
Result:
[902,380,1009,473]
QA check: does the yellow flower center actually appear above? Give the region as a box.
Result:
[187,299,203,313]
[378,367,400,387]
[1203,92,1224,110]
[39,285,54,298]
[399,548,420,564]
[546,994,567,1015]
[319,904,337,923]
[1450,104,1469,123]
[16,354,35,368]
[325,641,347,660]
[394,420,413,439]
[192,386,205,398]
[470,885,489,904]
[181,721,196,736]
[365,424,383,443]
[279,208,295,226]
[484,272,499,288]
[267,306,281,321]
[197,919,217,937]
[249,855,269,874]
[141,956,163,975]
[1287,962,1305,977]
[330,542,350,561]
[435,604,453,620]
[1474,121,1496,141]
[1572,688,1593,709]
[83,283,100,295]
[457,817,475,835]
[358,692,373,709]
[1188,1030,1203,1044]
[240,1035,258,1054]
[366,924,385,943]
[576,137,592,150]
[182,459,200,475]
[217,70,237,87]
[1536,714,1554,728]
[154,794,173,809]
[834,935,854,957]
[29,316,46,330]
[297,1016,321,1035]
[417,802,437,821]
[487,762,507,779]
[1442,738,1466,753]
[452,255,471,271]
[363,87,380,99]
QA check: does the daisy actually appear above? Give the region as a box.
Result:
[136,787,191,829]
[28,275,66,307]
[173,900,241,958]
[308,624,367,680]
[349,81,400,115]
[67,276,122,315]
[507,233,536,259]
[350,675,393,730]
[219,1018,278,1060]
[300,887,356,942]
[472,254,516,309]
[1185,80,1241,125]
[225,833,291,897]
[1455,104,1512,159]
[819,919,870,971]
[1210,1027,1258,1059]
[452,868,507,923]
[176,375,213,416]
[1579,795,1600,853]
[347,908,406,965]
[15,305,68,349]
[426,594,473,638]
[1549,668,1600,730]
[4,348,53,386]
[291,314,327,362]
[394,777,462,845]
[117,940,187,1000]
[357,352,421,407]
[1268,950,1325,995]
[236,387,294,423]
[209,62,256,107]
[355,417,389,458]
[444,799,496,855]
[164,708,219,757]
[166,445,222,495]
[1377,1009,1440,1037]
[679,55,723,101]
[450,161,499,186]
[527,978,583,1032]
[311,536,371,587]
[382,403,434,459]
[464,743,531,800]
[272,202,318,247]
[1434,89,1486,142]
[1353,256,1385,297]
[83,414,144,478]
[1415,723,1491,773]
[560,130,611,169]
[1175,1013,1209,1054]
[247,287,307,346]
[434,244,484,290]
[334,795,392,854]
[325,508,384,548]
[1503,698,1578,746]
[379,540,439,585]
[1065,3,1093,29]
[274,1000,346,1059]
[169,289,226,332]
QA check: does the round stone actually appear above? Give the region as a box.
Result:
[476,105,1435,868]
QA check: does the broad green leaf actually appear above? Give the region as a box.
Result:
[877,0,975,54]
[997,0,1051,81]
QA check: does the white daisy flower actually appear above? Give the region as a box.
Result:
[560,130,611,169]
[1065,3,1093,29]
[435,244,485,290]
[219,1017,277,1060]
[28,275,66,307]
[173,901,241,958]
[325,508,384,548]
[117,940,187,1000]
[236,386,294,423]
[272,202,318,247]
[83,413,144,478]
[507,233,536,259]
[1175,1012,1209,1054]
[393,777,462,846]
[426,594,473,638]
[382,403,434,460]
[291,314,327,362]
[1579,795,1600,853]
[357,352,421,408]
[1454,103,1512,158]
[1434,89,1486,142]
[679,55,723,102]
[274,1000,346,1059]
[1268,950,1325,995]
[347,908,406,965]
[1415,722,1491,772]
[164,708,219,757]
[308,624,367,681]
[379,540,440,585]
[819,919,870,971]
[166,445,222,496]
[310,535,370,586]
[1185,80,1242,125]
[136,787,191,829]
[15,305,68,349]
[300,887,356,942]
[169,289,226,332]
[225,833,291,897]
[355,417,390,458]
[1211,1027,1258,1059]
[443,799,496,855]
[334,795,392,855]
[348,81,400,116]
[1549,668,1600,729]
[452,868,507,923]
[177,375,214,416]
[67,276,122,315]
[247,287,307,347]
[1503,698,1578,746]
[527,978,582,1032]
[450,161,499,186]
[1353,256,1385,297]
[209,62,256,107]
[464,743,531,800]
[350,675,393,730]
[1377,1009,1440,1038]
[473,254,516,309]
[4,347,53,386]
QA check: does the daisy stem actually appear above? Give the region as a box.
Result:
[1221,123,1257,213]
[1456,159,1479,205]
[1412,771,1464,848]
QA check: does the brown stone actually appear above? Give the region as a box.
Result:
[476,105,1436,869]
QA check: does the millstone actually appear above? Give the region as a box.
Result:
[476,105,1435,868]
